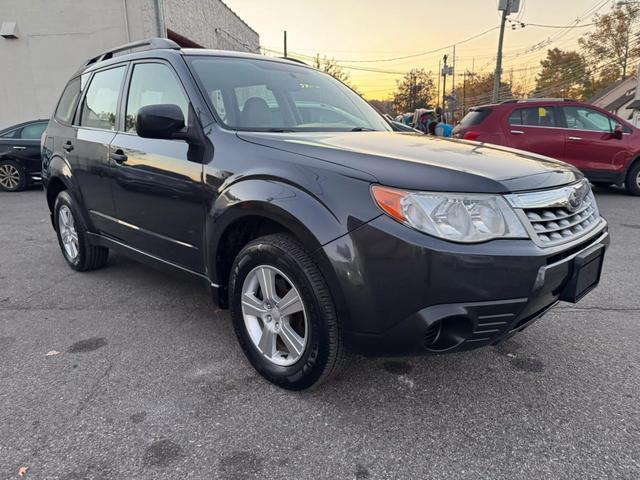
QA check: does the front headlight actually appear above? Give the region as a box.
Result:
[371,185,529,243]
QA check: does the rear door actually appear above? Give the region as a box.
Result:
[504,105,565,160]
[0,121,47,181]
[560,105,630,174]
[70,64,127,235]
[14,122,48,177]
[109,60,205,272]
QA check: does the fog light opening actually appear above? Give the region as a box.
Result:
[425,316,474,352]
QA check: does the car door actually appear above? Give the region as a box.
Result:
[0,121,46,182]
[70,64,127,235]
[504,106,565,160]
[560,105,629,174]
[14,121,48,177]
[109,60,205,273]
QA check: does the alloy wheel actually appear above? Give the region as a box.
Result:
[58,205,79,261]
[0,164,20,190]
[241,265,308,366]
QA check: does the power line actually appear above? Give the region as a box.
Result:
[319,26,501,64]
[509,20,595,29]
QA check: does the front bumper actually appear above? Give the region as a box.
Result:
[316,215,609,356]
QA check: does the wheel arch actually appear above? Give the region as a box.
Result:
[44,155,92,229]
[625,153,640,177]
[207,179,351,311]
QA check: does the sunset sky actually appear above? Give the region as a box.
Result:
[223,0,613,99]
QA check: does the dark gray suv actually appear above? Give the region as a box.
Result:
[42,39,609,390]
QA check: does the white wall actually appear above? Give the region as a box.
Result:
[0,0,159,129]
[0,0,259,129]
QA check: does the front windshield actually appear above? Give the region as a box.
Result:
[188,56,391,132]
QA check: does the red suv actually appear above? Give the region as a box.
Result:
[453,99,640,195]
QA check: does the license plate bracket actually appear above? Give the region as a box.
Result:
[559,244,605,303]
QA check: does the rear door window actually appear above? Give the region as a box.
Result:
[509,107,557,127]
[79,66,126,130]
[20,122,48,140]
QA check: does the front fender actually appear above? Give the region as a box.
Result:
[207,178,348,277]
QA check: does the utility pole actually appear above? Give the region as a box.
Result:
[463,71,467,115]
[283,30,287,58]
[442,54,448,121]
[493,0,519,103]
[437,59,442,109]
[452,45,457,121]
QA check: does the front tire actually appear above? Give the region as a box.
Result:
[54,190,109,271]
[0,160,27,192]
[625,162,640,196]
[229,234,344,390]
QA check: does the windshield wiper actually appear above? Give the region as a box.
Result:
[351,127,376,131]
[266,128,296,133]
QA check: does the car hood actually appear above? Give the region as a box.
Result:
[237,131,582,193]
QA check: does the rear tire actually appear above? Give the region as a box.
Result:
[0,160,27,192]
[625,162,640,196]
[54,190,109,271]
[229,233,344,390]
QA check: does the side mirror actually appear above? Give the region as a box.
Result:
[136,104,185,140]
[613,124,624,140]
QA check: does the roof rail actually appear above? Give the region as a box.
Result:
[279,56,308,66]
[83,38,180,68]
[501,98,574,104]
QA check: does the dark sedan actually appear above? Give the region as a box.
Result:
[0,119,48,191]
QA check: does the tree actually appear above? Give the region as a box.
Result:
[579,5,640,82]
[451,72,512,114]
[533,48,590,100]
[368,99,395,116]
[313,54,358,92]
[392,69,435,113]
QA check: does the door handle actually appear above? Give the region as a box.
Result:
[510,130,524,135]
[568,136,582,141]
[63,141,74,152]
[12,146,26,150]
[110,149,128,164]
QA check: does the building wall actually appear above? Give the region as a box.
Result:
[0,0,159,128]
[164,0,259,52]
[0,0,258,129]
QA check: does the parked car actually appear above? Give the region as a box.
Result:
[452,99,640,195]
[43,39,609,390]
[0,119,48,191]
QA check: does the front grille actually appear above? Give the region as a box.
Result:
[506,180,603,248]
[523,190,598,244]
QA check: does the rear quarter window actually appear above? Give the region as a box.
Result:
[459,108,492,127]
[55,77,82,124]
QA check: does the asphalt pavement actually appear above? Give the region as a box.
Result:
[0,186,638,479]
